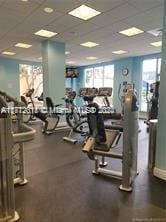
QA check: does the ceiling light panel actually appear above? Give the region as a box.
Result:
[80,41,99,47]
[2,51,16,55]
[35,29,58,38]
[150,41,162,47]
[65,51,70,55]
[112,50,127,54]
[68,5,101,20]
[44,7,54,13]
[86,56,98,60]
[66,61,75,64]
[15,43,32,48]
[119,27,144,36]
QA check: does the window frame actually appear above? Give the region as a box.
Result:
[141,57,161,112]
[84,64,114,88]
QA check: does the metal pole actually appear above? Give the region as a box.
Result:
[148,120,158,171]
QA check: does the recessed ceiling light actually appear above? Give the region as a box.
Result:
[65,51,70,55]
[38,57,42,60]
[2,51,16,55]
[15,43,32,48]
[119,27,144,37]
[21,0,28,2]
[35,29,58,38]
[44,7,54,13]
[86,56,98,60]
[150,41,162,47]
[112,50,127,55]
[68,4,101,20]
[66,61,76,64]
[80,41,99,48]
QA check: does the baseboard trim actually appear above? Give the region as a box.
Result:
[153,167,166,181]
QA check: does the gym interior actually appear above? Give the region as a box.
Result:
[0,0,166,221]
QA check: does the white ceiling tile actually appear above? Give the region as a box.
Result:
[123,12,155,27]
[86,0,128,12]
[144,6,163,25]
[76,0,88,3]
[45,14,84,33]
[106,21,129,34]
[3,0,39,16]
[31,0,45,4]
[43,0,80,14]
[0,7,25,37]
[63,22,99,38]
[106,3,140,20]
[0,0,164,65]
[24,10,62,31]
[0,0,4,5]
[140,21,162,32]
[89,13,119,27]
[128,0,163,12]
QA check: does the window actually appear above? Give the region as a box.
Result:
[84,65,114,106]
[94,67,103,88]
[84,65,114,88]
[66,78,72,88]
[104,65,114,88]
[85,68,94,87]
[141,58,161,111]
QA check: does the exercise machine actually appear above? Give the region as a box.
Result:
[144,81,160,128]
[35,96,67,135]
[82,84,139,191]
[21,88,36,123]
[0,90,36,221]
[63,90,89,143]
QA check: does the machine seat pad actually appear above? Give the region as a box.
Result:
[94,130,119,152]
[105,124,123,132]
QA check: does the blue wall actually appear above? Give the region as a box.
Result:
[74,53,161,112]
[0,53,161,109]
[0,57,41,98]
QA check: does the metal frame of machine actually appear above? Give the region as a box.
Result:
[83,85,139,192]
[0,91,36,221]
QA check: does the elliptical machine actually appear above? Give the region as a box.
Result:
[63,91,89,143]
[21,88,36,123]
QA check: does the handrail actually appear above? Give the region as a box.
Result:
[0,90,23,106]
[13,123,36,143]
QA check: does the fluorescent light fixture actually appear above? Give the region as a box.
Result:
[119,27,144,36]
[68,4,101,20]
[38,57,42,60]
[15,43,32,48]
[35,29,58,38]
[80,41,99,48]
[65,51,70,55]
[86,56,98,60]
[150,41,162,47]
[44,7,54,13]
[112,50,127,55]
[66,61,76,64]
[2,51,16,55]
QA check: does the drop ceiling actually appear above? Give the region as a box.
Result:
[0,0,164,66]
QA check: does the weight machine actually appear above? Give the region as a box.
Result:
[83,85,139,191]
[0,90,36,221]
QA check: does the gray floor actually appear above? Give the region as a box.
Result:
[15,121,166,222]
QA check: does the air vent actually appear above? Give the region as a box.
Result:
[147,28,163,37]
